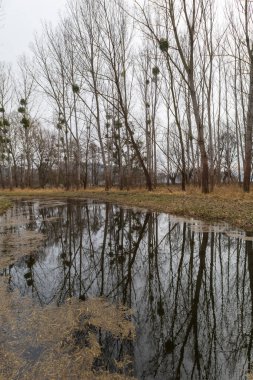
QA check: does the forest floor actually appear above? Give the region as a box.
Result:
[0,184,253,231]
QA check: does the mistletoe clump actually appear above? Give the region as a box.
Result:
[18,107,26,114]
[152,66,160,76]
[21,117,30,129]
[159,38,169,52]
[72,84,80,94]
[20,99,27,106]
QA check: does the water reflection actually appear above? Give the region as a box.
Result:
[0,199,253,379]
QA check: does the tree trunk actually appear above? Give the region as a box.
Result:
[243,56,253,192]
[189,75,209,193]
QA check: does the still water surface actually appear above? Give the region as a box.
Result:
[1,199,253,380]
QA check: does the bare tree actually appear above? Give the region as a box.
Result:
[16,57,37,187]
[0,63,13,189]
[95,0,153,190]
[68,0,113,190]
[242,0,253,192]
[135,0,215,193]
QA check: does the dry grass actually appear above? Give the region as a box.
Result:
[0,275,135,380]
[1,184,253,230]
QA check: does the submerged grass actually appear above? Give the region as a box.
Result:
[0,201,46,267]
[0,198,136,380]
[0,184,253,231]
[0,230,45,268]
[0,276,135,380]
[0,197,12,215]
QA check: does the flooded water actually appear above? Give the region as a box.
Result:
[0,198,253,379]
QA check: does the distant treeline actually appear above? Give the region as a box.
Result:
[0,0,252,192]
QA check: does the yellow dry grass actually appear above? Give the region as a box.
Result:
[0,183,251,197]
[1,184,253,230]
[0,275,136,380]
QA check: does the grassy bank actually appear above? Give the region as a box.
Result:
[0,185,253,231]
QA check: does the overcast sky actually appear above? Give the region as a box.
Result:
[0,0,67,64]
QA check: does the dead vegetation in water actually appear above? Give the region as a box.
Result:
[38,200,67,209]
[0,197,12,216]
[0,230,45,268]
[41,216,62,222]
[0,203,46,269]
[0,215,30,228]
[0,200,135,378]
[0,276,136,380]
[0,350,24,380]
[2,185,253,231]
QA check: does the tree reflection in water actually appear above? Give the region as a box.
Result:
[2,199,253,379]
